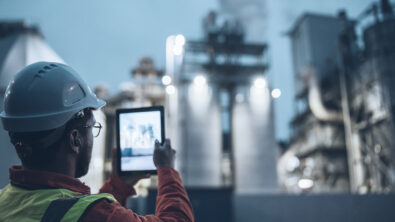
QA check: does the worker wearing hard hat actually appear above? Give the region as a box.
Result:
[0,62,194,222]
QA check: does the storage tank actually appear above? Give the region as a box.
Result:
[0,22,64,187]
[176,77,223,187]
[232,83,278,193]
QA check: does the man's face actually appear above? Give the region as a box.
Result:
[75,112,95,178]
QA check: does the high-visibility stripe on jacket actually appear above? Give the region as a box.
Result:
[0,184,116,222]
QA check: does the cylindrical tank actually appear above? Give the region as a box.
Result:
[360,18,395,189]
[363,19,395,59]
[0,23,64,187]
[363,18,395,116]
[232,84,278,193]
[176,80,222,187]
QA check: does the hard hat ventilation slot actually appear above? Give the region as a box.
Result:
[34,70,45,78]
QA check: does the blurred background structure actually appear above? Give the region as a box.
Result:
[172,11,277,192]
[278,0,395,195]
[1,0,395,221]
[0,22,64,186]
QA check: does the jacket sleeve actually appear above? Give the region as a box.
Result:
[98,173,136,206]
[81,167,194,222]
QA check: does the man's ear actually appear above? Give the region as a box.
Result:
[69,129,82,154]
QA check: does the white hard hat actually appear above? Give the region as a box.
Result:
[0,62,106,132]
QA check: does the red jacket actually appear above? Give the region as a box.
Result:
[9,166,194,222]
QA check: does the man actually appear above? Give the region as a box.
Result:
[0,62,194,221]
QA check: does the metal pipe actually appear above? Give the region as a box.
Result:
[338,52,365,193]
[305,68,343,122]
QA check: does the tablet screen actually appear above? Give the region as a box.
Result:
[119,110,162,171]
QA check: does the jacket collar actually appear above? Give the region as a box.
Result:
[9,165,91,194]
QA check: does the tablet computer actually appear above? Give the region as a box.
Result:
[116,106,165,175]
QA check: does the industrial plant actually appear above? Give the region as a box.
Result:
[1,0,395,221]
[279,0,395,195]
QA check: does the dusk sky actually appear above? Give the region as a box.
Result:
[0,0,378,140]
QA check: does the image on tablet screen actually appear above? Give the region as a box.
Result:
[119,111,161,171]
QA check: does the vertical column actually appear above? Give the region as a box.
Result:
[232,84,278,194]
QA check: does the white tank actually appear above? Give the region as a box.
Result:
[232,85,278,194]
[175,81,223,187]
[0,23,64,187]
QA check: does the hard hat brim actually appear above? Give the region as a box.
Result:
[0,98,106,132]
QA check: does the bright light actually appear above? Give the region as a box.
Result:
[193,75,207,86]
[286,156,300,172]
[162,75,172,85]
[253,77,267,89]
[250,77,268,110]
[173,46,183,56]
[175,34,186,46]
[189,80,211,115]
[166,85,176,95]
[271,88,281,99]
[298,178,314,189]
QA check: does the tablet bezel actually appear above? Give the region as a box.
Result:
[116,106,165,175]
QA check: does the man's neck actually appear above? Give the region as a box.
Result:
[23,161,75,178]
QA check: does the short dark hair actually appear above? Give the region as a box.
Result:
[9,109,93,168]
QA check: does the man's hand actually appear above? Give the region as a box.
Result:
[112,148,150,188]
[153,139,176,169]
